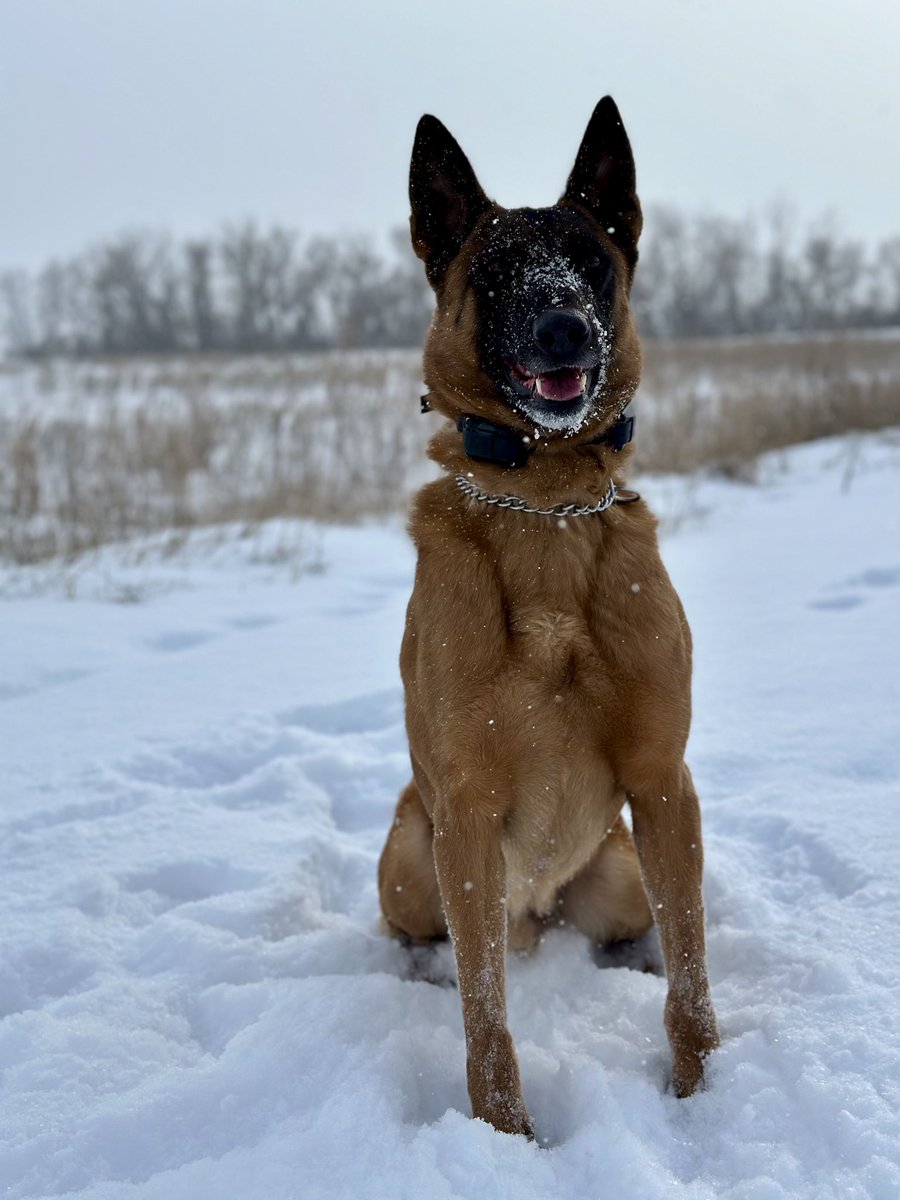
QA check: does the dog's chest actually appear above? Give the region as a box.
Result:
[494,566,624,915]
[513,604,590,648]
[509,603,594,672]
[504,568,616,699]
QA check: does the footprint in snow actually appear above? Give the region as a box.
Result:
[145,615,284,652]
[122,859,266,909]
[0,666,95,702]
[145,629,217,652]
[808,594,865,611]
[809,563,900,612]
[278,688,404,736]
[326,571,412,618]
[227,613,281,630]
[846,565,900,589]
[719,811,869,902]
[121,728,306,789]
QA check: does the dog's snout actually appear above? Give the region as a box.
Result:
[532,308,591,358]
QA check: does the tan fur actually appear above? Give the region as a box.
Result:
[379,108,719,1138]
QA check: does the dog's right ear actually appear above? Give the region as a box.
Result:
[409,115,491,287]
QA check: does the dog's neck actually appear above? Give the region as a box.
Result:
[454,410,633,470]
[421,395,633,464]
[422,397,636,511]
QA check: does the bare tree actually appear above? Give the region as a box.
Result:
[87,234,184,352]
[869,236,900,326]
[796,220,865,331]
[220,222,301,350]
[2,209,896,358]
[0,270,35,354]
[185,241,219,350]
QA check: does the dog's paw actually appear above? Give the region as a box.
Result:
[468,1038,535,1139]
[670,1036,719,1098]
[671,1056,706,1099]
[593,931,663,975]
[507,911,542,955]
[399,938,456,987]
[665,987,719,1098]
[475,1101,535,1140]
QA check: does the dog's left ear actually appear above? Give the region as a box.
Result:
[561,97,642,267]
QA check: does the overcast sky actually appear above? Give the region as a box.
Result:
[2,0,899,269]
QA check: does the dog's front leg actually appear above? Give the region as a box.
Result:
[432,799,534,1139]
[630,763,719,1097]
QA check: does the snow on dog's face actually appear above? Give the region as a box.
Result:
[467,208,618,435]
[409,98,643,439]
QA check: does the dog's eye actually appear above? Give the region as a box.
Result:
[487,261,504,275]
[584,254,614,292]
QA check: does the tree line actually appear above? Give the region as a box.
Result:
[3,207,899,357]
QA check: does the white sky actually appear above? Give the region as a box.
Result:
[2,0,899,269]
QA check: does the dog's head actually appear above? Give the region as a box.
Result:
[411,97,642,440]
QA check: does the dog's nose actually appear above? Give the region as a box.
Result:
[532,308,591,358]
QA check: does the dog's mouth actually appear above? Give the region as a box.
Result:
[506,362,588,403]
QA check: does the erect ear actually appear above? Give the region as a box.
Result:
[561,97,642,267]
[409,114,491,287]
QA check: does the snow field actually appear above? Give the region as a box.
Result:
[1,432,899,1198]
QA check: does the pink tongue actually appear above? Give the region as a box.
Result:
[537,368,585,402]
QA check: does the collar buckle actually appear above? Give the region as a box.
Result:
[598,411,635,452]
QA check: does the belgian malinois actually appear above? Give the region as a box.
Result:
[378,97,719,1138]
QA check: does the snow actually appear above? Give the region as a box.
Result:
[2,431,899,1199]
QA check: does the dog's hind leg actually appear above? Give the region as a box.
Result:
[378,780,447,942]
[557,814,654,945]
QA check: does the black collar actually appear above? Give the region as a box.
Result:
[419,395,634,470]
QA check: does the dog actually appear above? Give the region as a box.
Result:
[378,97,719,1138]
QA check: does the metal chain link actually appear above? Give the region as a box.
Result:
[454,474,618,517]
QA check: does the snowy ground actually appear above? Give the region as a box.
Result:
[2,431,899,1200]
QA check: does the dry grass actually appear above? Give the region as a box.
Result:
[0,351,424,563]
[637,334,900,478]
[1,332,899,565]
